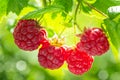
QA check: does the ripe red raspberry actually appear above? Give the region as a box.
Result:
[77,28,109,56]
[38,45,65,69]
[66,48,94,75]
[63,46,73,60]
[40,39,50,49]
[13,19,47,51]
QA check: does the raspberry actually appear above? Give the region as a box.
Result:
[66,48,94,75]
[77,28,109,56]
[38,45,65,69]
[13,19,47,51]
[40,39,50,49]
[63,46,73,60]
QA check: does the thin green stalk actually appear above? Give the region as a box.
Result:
[73,1,81,44]
[74,1,80,22]
[74,1,82,32]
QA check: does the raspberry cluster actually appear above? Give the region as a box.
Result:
[13,19,109,75]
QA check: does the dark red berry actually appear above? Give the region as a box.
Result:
[77,28,109,56]
[66,48,94,75]
[38,45,65,69]
[13,19,47,51]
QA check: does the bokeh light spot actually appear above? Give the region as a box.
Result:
[98,70,109,80]
[16,60,27,71]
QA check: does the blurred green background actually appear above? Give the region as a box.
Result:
[0,0,120,80]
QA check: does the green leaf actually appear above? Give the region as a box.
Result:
[7,0,29,15]
[81,3,91,13]
[22,5,63,19]
[110,43,119,62]
[104,18,120,62]
[53,0,73,13]
[108,12,120,20]
[104,18,120,49]
[92,0,120,14]
[116,23,120,37]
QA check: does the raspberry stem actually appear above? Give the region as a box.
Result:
[74,1,80,23]
[73,1,82,44]
[74,24,77,44]
[74,1,82,31]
